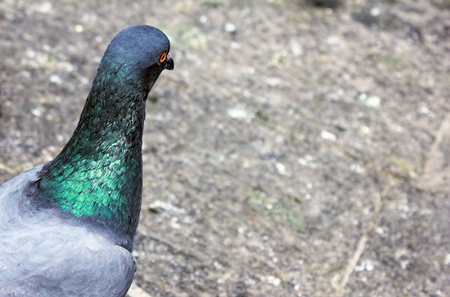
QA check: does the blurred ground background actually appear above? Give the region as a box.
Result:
[0,0,449,296]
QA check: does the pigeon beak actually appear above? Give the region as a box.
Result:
[165,53,174,70]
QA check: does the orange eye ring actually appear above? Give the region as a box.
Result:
[159,52,167,63]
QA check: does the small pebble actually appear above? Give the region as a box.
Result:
[320,130,336,141]
[224,22,237,34]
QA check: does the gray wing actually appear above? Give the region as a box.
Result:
[0,229,136,297]
[0,165,136,297]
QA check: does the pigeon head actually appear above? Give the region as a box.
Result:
[99,25,174,90]
[27,25,175,246]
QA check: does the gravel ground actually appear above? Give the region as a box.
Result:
[1,0,449,296]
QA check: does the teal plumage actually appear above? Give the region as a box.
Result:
[0,25,174,296]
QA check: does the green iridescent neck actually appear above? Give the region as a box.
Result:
[31,59,149,244]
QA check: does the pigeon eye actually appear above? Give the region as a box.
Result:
[159,52,167,63]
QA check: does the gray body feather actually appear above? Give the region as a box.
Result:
[0,165,136,297]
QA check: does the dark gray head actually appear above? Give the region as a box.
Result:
[99,25,174,89]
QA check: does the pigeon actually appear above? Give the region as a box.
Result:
[0,25,174,296]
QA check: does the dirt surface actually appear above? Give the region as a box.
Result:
[1,0,449,296]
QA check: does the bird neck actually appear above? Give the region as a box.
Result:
[30,61,149,249]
